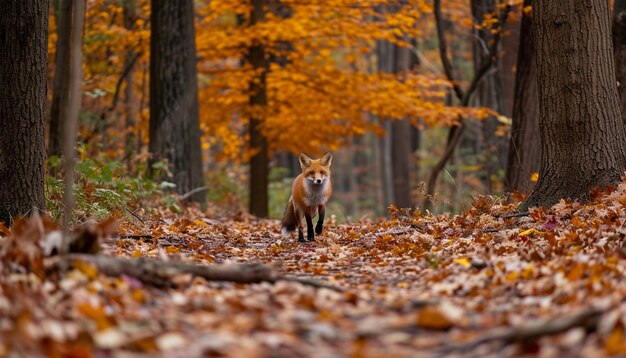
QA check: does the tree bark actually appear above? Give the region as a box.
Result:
[49,0,73,158]
[63,0,85,229]
[499,5,521,117]
[391,42,413,209]
[123,0,138,162]
[376,38,394,208]
[0,0,48,225]
[149,0,205,204]
[471,0,507,194]
[613,0,626,125]
[248,0,270,217]
[506,0,540,195]
[520,0,626,210]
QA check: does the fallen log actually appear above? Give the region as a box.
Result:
[54,254,345,292]
[56,254,278,288]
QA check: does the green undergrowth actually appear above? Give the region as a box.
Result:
[45,152,180,223]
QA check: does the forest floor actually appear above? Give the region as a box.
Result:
[4,184,626,357]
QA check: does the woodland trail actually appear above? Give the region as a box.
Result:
[4,186,626,356]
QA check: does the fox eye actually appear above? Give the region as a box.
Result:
[307,171,314,176]
[320,171,326,175]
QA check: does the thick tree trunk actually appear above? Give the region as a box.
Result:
[49,0,72,158]
[520,0,626,210]
[506,0,540,195]
[0,0,48,224]
[613,0,626,125]
[149,0,205,204]
[248,0,270,217]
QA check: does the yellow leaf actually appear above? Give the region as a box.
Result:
[73,259,98,279]
[166,246,181,254]
[194,219,208,227]
[523,5,532,16]
[496,115,511,125]
[453,258,471,268]
[530,172,539,182]
[606,327,626,355]
[519,228,544,236]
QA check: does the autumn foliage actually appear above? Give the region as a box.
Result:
[49,0,497,162]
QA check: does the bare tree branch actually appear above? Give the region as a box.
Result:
[422,1,512,211]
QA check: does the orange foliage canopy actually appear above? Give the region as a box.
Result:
[48,0,502,161]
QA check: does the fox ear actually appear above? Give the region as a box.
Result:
[299,153,312,168]
[320,152,332,166]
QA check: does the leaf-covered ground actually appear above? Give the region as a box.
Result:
[4,184,626,357]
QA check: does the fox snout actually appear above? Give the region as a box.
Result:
[307,176,326,184]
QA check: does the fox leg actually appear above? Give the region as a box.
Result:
[315,205,325,235]
[297,211,306,242]
[305,214,315,241]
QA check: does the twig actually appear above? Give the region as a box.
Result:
[181,186,210,201]
[116,234,154,240]
[281,275,345,292]
[108,50,141,112]
[498,211,530,219]
[436,307,604,355]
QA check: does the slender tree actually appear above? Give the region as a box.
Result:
[391,41,414,209]
[248,0,270,217]
[506,0,540,195]
[62,0,85,229]
[520,0,626,210]
[471,0,507,194]
[49,0,73,158]
[0,0,48,224]
[149,0,205,203]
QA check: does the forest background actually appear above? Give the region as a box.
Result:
[41,0,544,224]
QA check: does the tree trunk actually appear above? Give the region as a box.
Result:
[123,0,138,163]
[613,0,626,125]
[506,0,540,195]
[376,38,394,209]
[62,0,85,229]
[499,5,521,117]
[248,0,270,217]
[0,0,48,224]
[471,0,507,194]
[49,0,72,158]
[149,0,205,204]
[391,42,413,209]
[520,0,626,211]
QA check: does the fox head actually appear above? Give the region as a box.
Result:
[299,152,332,185]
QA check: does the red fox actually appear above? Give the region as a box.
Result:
[281,152,332,242]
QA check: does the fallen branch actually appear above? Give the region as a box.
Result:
[57,254,278,288]
[282,275,345,292]
[498,211,530,219]
[56,254,347,292]
[436,307,604,355]
[181,186,210,201]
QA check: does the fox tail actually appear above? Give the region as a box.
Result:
[280,197,297,238]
